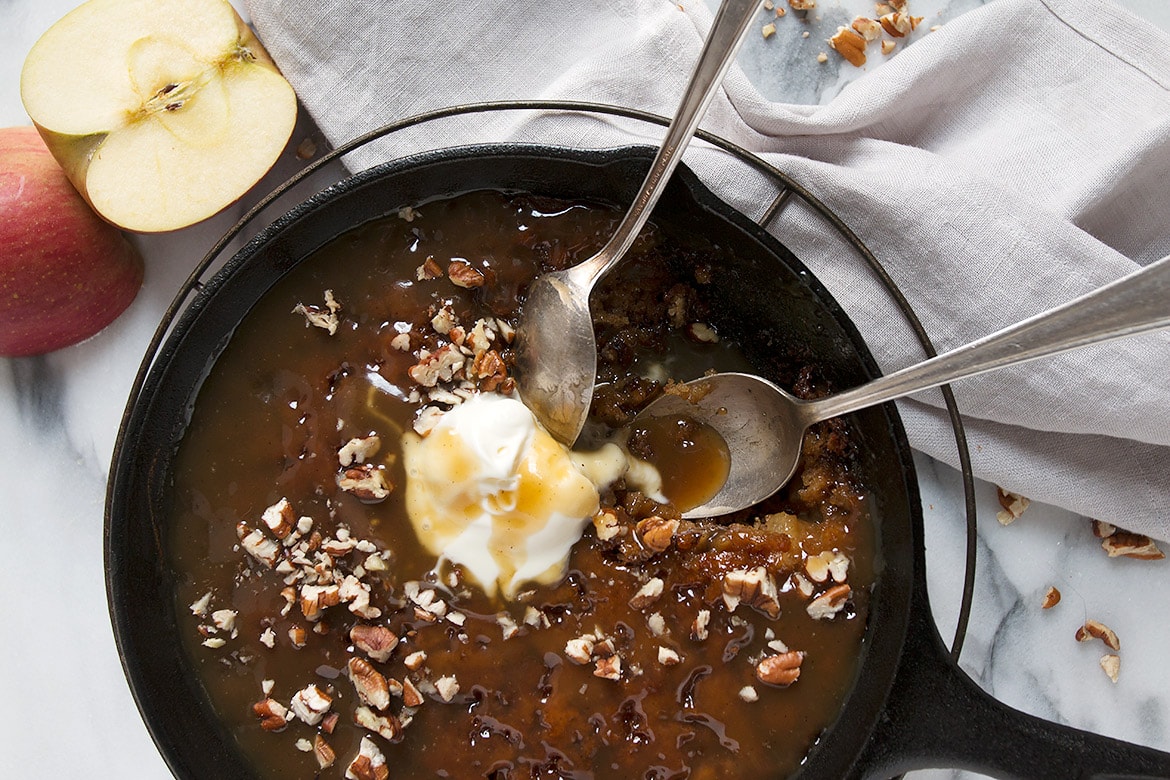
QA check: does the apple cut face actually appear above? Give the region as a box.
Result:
[21,0,297,233]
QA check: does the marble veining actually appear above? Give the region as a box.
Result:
[2,1,1169,778]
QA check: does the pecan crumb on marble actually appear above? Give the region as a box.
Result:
[1099,654,1121,684]
[1075,619,1120,651]
[995,487,1030,525]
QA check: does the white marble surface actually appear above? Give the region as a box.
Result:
[2,1,1168,778]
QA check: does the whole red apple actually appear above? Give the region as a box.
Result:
[0,126,144,356]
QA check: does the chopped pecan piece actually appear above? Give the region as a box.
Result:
[447,260,486,288]
[350,624,399,663]
[408,344,465,387]
[829,26,867,66]
[288,625,308,648]
[657,646,681,666]
[1100,654,1121,684]
[691,609,711,641]
[851,16,883,40]
[564,636,595,664]
[755,651,805,686]
[314,735,336,770]
[1091,519,1117,538]
[290,684,332,726]
[629,577,665,610]
[346,735,389,780]
[299,584,341,621]
[806,584,851,620]
[337,464,392,502]
[402,677,425,708]
[721,567,780,618]
[261,497,296,539]
[1101,530,1164,560]
[292,290,341,335]
[1041,586,1061,609]
[349,657,391,711]
[435,675,460,702]
[354,706,402,741]
[637,515,679,553]
[1075,619,1120,651]
[237,523,280,568]
[252,698,289,731]
[338,435,381,467]
[416,256,443,281]
[996,487,1030,525]
[594,655,622,681]
[592,508,625,542]
[470,349,508,391]
[879,10,913,36]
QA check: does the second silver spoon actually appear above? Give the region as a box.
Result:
[638,252,1170,518]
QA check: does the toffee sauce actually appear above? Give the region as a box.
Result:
[168,191,875,779]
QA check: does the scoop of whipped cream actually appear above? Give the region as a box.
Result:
[402,393,636,600]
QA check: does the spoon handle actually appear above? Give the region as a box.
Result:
[570,0,761,288]
[805,253,1170,424]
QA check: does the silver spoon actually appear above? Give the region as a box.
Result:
[637,253,1170,518]
[514,0,763,446]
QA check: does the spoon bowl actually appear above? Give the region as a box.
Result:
[514,0,762,445]
[642,252,1170,518]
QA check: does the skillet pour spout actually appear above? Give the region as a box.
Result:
[105,144,1170,780]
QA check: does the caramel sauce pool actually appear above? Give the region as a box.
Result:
[168,191,876,779]
[628,414,730,512]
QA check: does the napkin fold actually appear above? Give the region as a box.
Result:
[245,0,1170,541]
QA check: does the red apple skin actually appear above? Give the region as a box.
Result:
[0,126,143,357]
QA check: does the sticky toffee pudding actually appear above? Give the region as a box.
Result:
[169,191,874,779]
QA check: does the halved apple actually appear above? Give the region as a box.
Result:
[20,0,297,233]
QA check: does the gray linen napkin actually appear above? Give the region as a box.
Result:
[245,0,1170,541]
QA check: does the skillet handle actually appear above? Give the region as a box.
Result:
[857,599,1170,779]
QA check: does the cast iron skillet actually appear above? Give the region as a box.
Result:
[105,145,1170,779]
